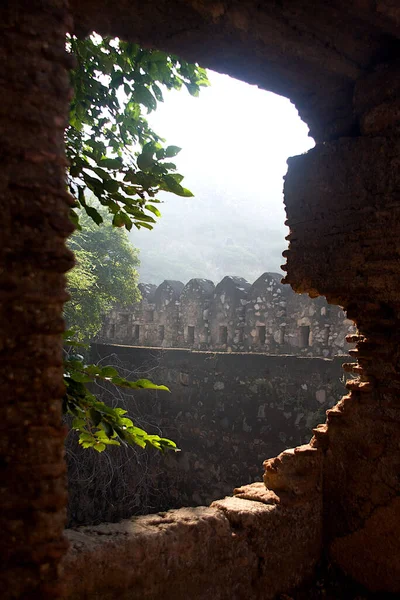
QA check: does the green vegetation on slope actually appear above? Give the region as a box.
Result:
[65,210,140,342]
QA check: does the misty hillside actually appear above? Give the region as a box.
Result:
[128,71,314,285]
[130,187,286,285]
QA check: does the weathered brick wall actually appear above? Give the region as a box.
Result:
[64,480,322,600]
[283,61,400,592]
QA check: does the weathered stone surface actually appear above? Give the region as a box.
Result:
[283,136,400,304]
[4,0,400,596]
[354,60,400,135]
[233,482,279,505]
[208,276,250,352]
[282,60,400,593]
[0,2,73,597]
[264,444,322,497]
[64,507,247,600]
[71,0,400,141]
[245,272,290,353]
[99,273,354,357]
[67,344,344,526]
[64,488,322,600]
[153,280,184,347]
[179,278,215,349]
[330,497,400,593]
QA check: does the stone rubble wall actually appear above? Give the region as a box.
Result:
[64,473,322,600]
[98,273,355,357]
[66,344,347,527]
[282,60,400,592]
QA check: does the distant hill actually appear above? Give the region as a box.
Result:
[127,70,314,285]
[130,188,287,285]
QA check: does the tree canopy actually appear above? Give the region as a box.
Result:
[65,209,140,342]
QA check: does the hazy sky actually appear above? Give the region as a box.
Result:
[133,70,315,283]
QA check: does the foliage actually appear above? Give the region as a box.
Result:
[64,35,209,452]
[63,350,177,453]
[67,34,209,231]
[65,209,140,342]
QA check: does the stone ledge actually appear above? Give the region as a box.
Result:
[64,488,322,600]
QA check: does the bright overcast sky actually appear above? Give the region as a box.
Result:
[148,70,314,223]
[135,70,315,282]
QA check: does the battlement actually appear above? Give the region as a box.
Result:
[98,273,355,357]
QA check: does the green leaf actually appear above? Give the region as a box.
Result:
[99,157,123,169]
[70,163,82,178]
[145,205,161,218]
[148,50,168,63]
[179,187,194,198]
[84,205,103,225]
[72,417,86,430]
[90,408,102,426]
[185,82,200,97]
[103,179,120,193]
[70,371,93,383]
[152,83,164,102]
[92,167,111,181]
[112,212,125,228]
[169,173,184,184]
[101,420,114,437]
[79,432,96,443]
[100,366,119,378]
[65,36,208,455]
[165,145,181,158]
[114,408,128,416]
[93,443,106,452]
[78,186,86,206]
[160,175,194,197]
[132,379,170,391]
[137,152,155,171]
[133,86,157,112]
[85,365,102,377]
[136,222,153,230]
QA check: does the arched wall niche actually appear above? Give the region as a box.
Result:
[70,0,400,141]
[1,0,400,598]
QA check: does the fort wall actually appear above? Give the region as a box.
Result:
[67,344,347,526]
[98,273,355,357]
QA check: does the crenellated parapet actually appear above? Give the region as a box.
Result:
[180,278,215,348]
[98,273,355,357]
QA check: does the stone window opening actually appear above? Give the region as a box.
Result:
[279,325,286,345]
[158,325,165,342]
[299,325,310,348]
[110,324,116,338]
[219,325,228,344]
[134,324,140,340]
[257,325,266,345]
[145,310,154,323]
[14,4,400,597]
[323,325,330,343]
[187,325,195,344]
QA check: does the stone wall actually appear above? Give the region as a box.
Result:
[4,1,399,597]
[64,480,322,600]
[98,272,355,357]
[66,343,347,526]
